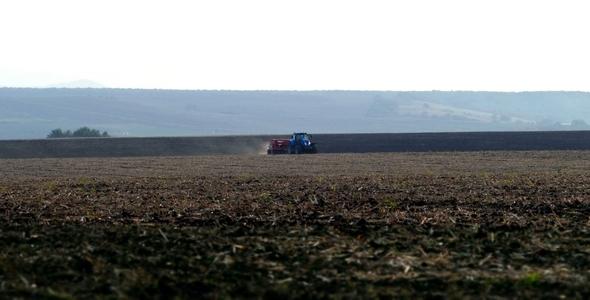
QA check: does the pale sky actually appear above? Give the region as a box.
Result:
[1,0,588,91]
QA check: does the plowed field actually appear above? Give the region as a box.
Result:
[2,152,590,298]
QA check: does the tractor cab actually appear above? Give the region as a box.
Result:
[292,132,311,141]
[286,132,317,154]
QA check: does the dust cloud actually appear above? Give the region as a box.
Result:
[243,141,270,155]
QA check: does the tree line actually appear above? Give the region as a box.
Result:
[47,127,110,138]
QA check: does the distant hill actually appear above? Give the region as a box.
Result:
[45,79,107,88]
[1,88,589,139]
[0,66,106,88]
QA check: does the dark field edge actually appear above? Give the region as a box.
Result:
[2,224,589,299]
[2,130,590,158]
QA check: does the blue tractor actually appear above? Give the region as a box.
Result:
[286,132,318,154]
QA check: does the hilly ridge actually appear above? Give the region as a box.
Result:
[1,88,590,139]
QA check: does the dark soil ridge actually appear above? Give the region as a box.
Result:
[2,130,590,158]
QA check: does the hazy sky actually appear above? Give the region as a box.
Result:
[1,0,588,91]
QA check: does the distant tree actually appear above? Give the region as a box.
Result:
[47,127,110,138]
[47,128,66,138]
[73,126,96,137]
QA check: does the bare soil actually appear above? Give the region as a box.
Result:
[4,130,590,159]
[2,152,590,298]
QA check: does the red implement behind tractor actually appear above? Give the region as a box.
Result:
[267,139,290,154]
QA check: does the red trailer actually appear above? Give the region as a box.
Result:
[267,139,290,154]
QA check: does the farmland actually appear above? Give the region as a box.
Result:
[1,151,590,298]
[3,130,590,159]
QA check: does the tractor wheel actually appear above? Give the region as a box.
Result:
[311,144,318,154]
[295,145,302,154]
[286,145,292,154]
